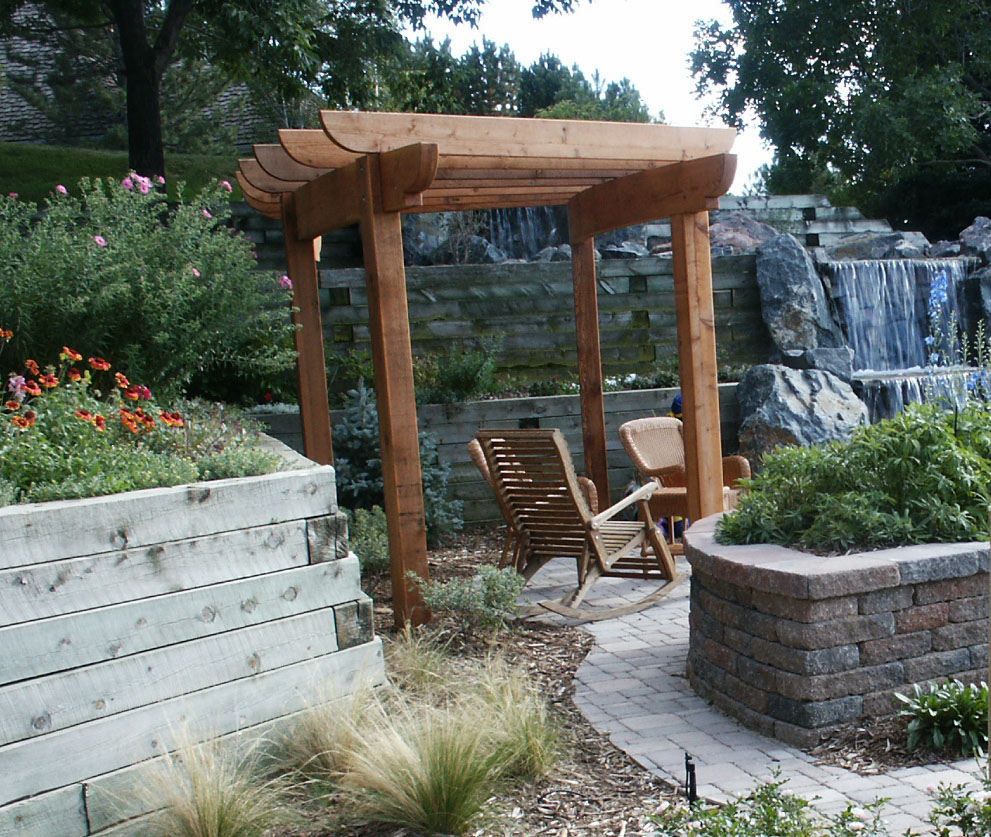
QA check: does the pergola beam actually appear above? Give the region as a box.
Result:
[568,154,737,241]
[294,159,366,240]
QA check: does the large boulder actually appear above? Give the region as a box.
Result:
[822,230,930,260]
[959,216,991,264]
[736,365,869,464]
[708,211,780,251]
[756,234,846,353]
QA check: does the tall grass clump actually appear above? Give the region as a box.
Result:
[342,700,500,835]
[142,733,291,837]
[384,624,453,694]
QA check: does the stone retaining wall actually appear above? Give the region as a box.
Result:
[684,516,989,748]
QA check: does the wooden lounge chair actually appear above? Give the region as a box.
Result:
[618,416,750,552]
[474,428,683,621]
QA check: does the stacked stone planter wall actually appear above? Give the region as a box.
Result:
[684,516,989,748]
[255,383,741,523]
[0,464,384,836]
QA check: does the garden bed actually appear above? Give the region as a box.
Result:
[0,461,384,836]
[684,515,989,748]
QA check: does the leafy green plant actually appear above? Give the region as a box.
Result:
[717,403,991,553]
[416,338,501,404]
[0,177,295,402]
[411,565,526,635]
[895,680,989,757]
[347,506,391,575]
[928,774,991,836]
[332,380,463,545]
[0,338,283,505]
[649,774,887,836]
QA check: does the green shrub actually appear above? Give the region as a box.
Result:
[416,338,500,404]
[928,774,991,836]
[411,565,526,635]
[717,404,991,552]
[347,506,391,575]
[650,775,887,836]
[0,178,296,402]
[332,380,463,545]
[0,342,284,505]
[896,679,989,756]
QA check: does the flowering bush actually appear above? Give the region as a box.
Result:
[0,333,283,505]
[929,776,991,836]
[0,175,296,402]
[649,775,887,836]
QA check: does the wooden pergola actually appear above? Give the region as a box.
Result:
[237,111,736,626]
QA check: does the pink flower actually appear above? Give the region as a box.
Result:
[122,177,134,190]
[7,192,17,198]
[138,181,150,194]
[219,180,232,192]
[93,235,107,247]
[191,267,201,278]
[280,275,293,290]
[55,184,67,195]
[155,175,165,185]
[6,374,26,402]
[202,209,212,219]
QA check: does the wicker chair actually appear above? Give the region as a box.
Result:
[618,416,750,551]
[474,428,682,620]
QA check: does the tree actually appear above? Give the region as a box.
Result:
[692,0,991,232]
[0,0,578,176]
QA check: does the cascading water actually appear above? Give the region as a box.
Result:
[820,258,977,421]
[487,206,567,260]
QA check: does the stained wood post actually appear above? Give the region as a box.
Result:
[281,193,333,465]
[357,155,430,627]
[569,234,610,503]
[671,211,724,520]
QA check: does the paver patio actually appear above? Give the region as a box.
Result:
[521,556,983,835]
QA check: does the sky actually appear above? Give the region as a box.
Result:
[416,0,774,193]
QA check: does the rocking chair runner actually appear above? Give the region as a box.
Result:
[474,428,683,621]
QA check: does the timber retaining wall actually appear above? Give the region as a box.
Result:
[0,464,383,836]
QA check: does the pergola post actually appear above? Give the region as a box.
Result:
[671,211,724,520]
[569,233,610,504]
[356,155,430,627]
[281,192,333,465]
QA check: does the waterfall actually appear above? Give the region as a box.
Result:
[487,207,566,260]
[823,258,971,372]
[821,257,978,422]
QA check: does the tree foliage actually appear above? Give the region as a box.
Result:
[692,0,991,235]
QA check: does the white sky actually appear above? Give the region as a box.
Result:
[416,0,773,193]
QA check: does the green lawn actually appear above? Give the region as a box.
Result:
[0,142,241,203]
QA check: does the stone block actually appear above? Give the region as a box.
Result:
[737,655,778,692]
[902,648,971,683]
[931,621,986,651]
[895,603,949,634]
[724,670,769,713]
[693,568,752,606]
[800,555,900,599]
[688,650,728,693]
[751,590,857,623]
[948,596,988,623]
[775,662,903,702]
[861,631,931,665]
[750,637,859,675]
[722,626,753,656]
[969,644,989,670]
[697,587,778,641]
[767,693,863,728]
[333,596,375,649]
[891,544,984,584]
[915,574,987,604]
[688,669,776,738]
[773,718,835,749]
[689,605,724,643]
[863,689,900,717]
[859,586,914,614]
[703,638,738,673]
[776,612,894,650]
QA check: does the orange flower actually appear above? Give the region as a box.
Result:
[4,400,19,410]
[24,379,41,396]
[68,368,82,382]
[40,374,58,389]
[88,357,111,371]
[123,385,141,401]
[115,372,129,388]
[25,359,39,376]
[0,328,12,340]
[159,410,184,427]
[12,411,35,429]
[61,346,82,361]
[75,409,94,422]
[93,414,106,431]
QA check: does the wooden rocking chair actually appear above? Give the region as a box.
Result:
[474,428,683,621]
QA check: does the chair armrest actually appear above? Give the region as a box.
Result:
[589,482,657,529]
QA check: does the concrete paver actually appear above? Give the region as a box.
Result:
[519,556,983,834]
